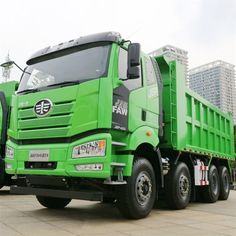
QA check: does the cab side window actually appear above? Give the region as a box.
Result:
[144,57,157,85]
[118,47,142,90]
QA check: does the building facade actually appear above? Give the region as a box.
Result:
[149,45,189,84]
[189,60,236,124]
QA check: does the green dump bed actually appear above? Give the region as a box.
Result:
[156,56,235,160]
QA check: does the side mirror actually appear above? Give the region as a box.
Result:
[0,60,25,73]
[127,43,141,79]
[0,60,14,68]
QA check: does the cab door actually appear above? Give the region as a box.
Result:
[143,56,162,134]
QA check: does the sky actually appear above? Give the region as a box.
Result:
[0,0,235,82]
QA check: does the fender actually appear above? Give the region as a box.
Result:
[128,126,159,151]
[118,126,161,178]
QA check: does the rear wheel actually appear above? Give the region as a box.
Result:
[36,196,71,209]
[164,162,191,209]
[117,158,156,219]
[218,166,230,200]
[201,165,220,203]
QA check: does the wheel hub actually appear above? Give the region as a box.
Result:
[179,174,189,197]
[136,172,152,205]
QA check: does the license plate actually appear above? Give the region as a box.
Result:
[29,150,49,162]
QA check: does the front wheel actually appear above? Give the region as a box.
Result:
[0,158,6,189]
[101,196,116,204]
[164,162,191,209]
[36,196,71,209]
[117,158,156,219]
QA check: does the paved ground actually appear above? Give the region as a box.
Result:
[0,187,236,236]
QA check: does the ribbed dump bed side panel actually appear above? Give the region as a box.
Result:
[156,56,235,159]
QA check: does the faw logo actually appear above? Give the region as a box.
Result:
[34,99,53,117]
[113,99,128,116]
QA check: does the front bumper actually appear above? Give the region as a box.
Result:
[10,186,103,201]
[5,133,112,179]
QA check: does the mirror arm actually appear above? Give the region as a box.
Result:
[13,62,25,73]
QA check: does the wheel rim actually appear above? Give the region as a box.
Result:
[179,174,190,197]
[135,172,152,206]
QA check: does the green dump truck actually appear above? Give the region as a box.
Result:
[0,81,18,188]
[5,32,235,219]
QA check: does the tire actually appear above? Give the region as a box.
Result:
[36,196,71,209]
[218,166,230,200]
[0,158,6,189]
[117,158,156,219]
[164,162,191,210]
[201,164,220,203]
[101,196,116,204]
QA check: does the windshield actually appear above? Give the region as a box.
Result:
[17,44,111,93]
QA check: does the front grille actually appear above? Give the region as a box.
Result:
[25,162,57,170]
[17,100,75,138]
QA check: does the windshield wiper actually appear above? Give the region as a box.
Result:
[46,80,81,88]
[17,79,88,95]
[17,88,40,95]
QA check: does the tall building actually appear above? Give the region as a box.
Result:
[189,60,236,124]
[149,45,189,84]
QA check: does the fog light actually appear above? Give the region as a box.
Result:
[75,164,103,171]
[5,163,13,169]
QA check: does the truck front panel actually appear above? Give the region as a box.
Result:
[8,80,101,140]
[6,132,112,178]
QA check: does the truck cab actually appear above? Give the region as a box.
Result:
[5,32,164,218]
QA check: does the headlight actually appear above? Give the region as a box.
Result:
[6,146,14,159]
[72,140,106,158]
